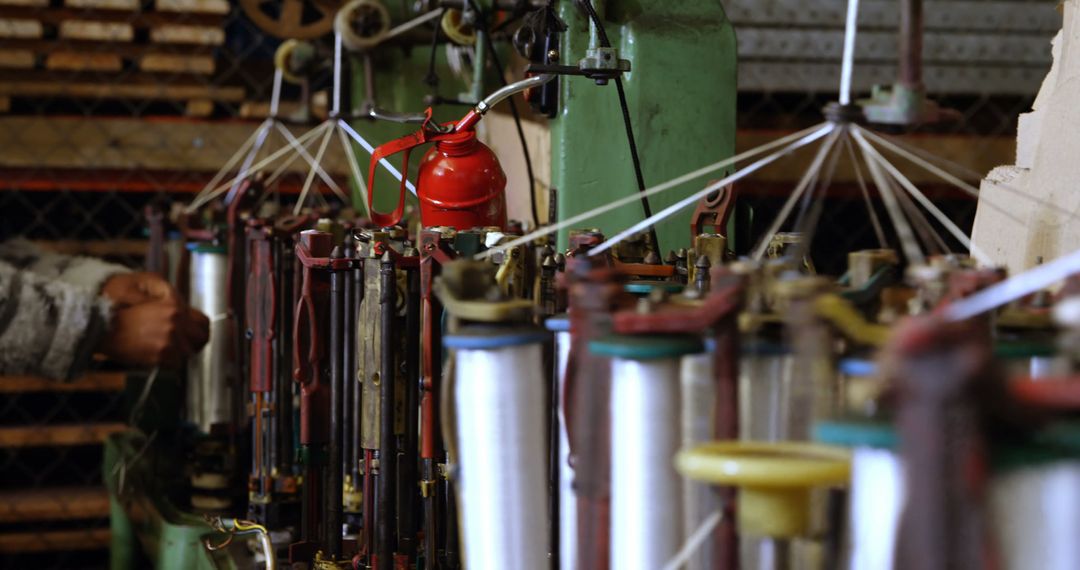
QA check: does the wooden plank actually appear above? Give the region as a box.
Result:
[0,0,47,6]
[736,129,1015,186]
[65,0,139,9]
[0,423,127,448]
[46,51,123,72]
[139,53,215,74]
[0,48,33,68]
[0,38,214,57]
[59,20,134,42]
[0,71,246,102]
[0,18,42,39]
[0,116,347,173]
[0,528,110,553]
[150,24,225,45]
[0,371,126,393]
[0,6,223,27]
[155,0,229,14]
[0,486,110,523]
[184,98,213,117]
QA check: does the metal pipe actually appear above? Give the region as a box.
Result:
[401,260,422,558]
[899,0,923,89]
[377,251,398,564]
[327,247,345,559]
[454,74,557,131]
[342,245,356,517]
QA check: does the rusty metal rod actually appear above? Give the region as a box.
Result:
[899,0,923,89]
[377,252,398,564]
[327,247,345,559]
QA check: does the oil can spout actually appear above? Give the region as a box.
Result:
[454,74,556,132]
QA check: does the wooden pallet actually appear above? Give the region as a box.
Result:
[0,2,237,115]
[0,528,111,553]
[0,423,127,448]
[0,486,110,523]
[0,371,126,393]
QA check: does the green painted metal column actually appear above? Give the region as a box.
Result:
[551,0,737,252]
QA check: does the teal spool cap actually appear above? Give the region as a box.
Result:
[589,333,703,360]
[443,326,548,351]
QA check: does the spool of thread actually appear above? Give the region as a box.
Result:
[446,327,550,570]
[547,315,576,570]
[591,334,703,570]
[990,433,1080,570]
[334,0,392,52]
[680,346,717,570]
[814,420,902,570]
[740,342,796,441]
[187,243,233,433]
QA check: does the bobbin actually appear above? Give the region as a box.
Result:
[445,325,552,570]
[590,333,703,570]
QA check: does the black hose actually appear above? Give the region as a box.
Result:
[467,0,541,229]
[578,0,661,254]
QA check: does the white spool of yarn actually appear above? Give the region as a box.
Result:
[990,450,1080,570]
[187,243,233,433]
[547,315,577,570]
[447,327,550,570]
[592,334,702,570]
[680,348,717,570]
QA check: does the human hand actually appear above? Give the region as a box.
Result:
[98,301,210,368]
[101,272,177,308]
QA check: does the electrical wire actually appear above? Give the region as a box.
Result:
[467,0,540,229]
[579,0,661,254]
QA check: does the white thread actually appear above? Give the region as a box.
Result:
[187,123,328,212]
[275,121,346,198]
[454,341,550,570]
[477,123,830,260]
[662,510,722,570]
[749,127,842,260]
[589,124,836,257]
[294,125,337,215]
[187,123,263,211]
[383,9,444,41]
[679,352,716,570]
[553,329,578,570]
[611,357,683,570]
[188,249,233,433]
[851,129,925,265]
[944,247,1080,322]
[856,125,1030,226]
[338,119,419,195]
[333,31,342,115]
[840,0,860,106]
[860,132,992,265]
[990,461,1080,570]
[843,135,887,248]
[337,124,372,217]
[850,447,904,570]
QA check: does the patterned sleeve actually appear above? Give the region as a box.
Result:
[0,238,130,292]
[0,258,113,381]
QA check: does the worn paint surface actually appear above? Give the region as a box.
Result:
[551,0,737,251]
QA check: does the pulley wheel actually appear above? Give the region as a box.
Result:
[334,0,392,52]
[240,0,344,40]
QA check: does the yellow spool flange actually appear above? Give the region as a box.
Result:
[676,441,851,538]
[441,9,477,46]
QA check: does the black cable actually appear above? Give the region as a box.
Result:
[578,0,661,255]
[424,9,445,88]
[467,0,541,229]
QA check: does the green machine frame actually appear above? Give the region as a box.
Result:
[551,0,737,251]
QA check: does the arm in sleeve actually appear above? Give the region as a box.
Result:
[0,238,129,293]
[0,259,113,381]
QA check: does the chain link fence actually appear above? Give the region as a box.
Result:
[0,0,1057,568]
